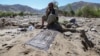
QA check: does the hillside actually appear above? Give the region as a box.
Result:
[59,1,100,11]
[0,16,100,56]
[0,4,39,13]
[0,1,100,14]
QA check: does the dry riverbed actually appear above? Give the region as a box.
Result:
[0,16,100,56]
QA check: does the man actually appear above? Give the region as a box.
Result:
[40,2,58,28]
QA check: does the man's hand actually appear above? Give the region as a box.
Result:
[46,8,51,17]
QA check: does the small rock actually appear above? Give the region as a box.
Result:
[27,25,35,31]
[70,18,76,24]
[64,31,72,36]
[66,23,72,28]
[6,32,12,34]
[2,44,7,47]
[76,27,84,32]
[90,27,97,32]
[11,34,15,36]
[0,34,5,36]
[6,45,13,50]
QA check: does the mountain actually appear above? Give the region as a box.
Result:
[0,4,39,13]
[59,1,100,11]
[40,8,46,14]
[0,1,100,14]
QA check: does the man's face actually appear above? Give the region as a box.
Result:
[48,3,54,9]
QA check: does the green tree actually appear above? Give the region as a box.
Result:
[96,8,100,17]
[67,4,75,16]
[18,12,24,16]
[75,8,82,17]
[75,5,100,18]
[63,11,68,16]
[52,0,59,9]
[81,5,95,17]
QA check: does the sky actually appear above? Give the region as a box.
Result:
[0,0,100,10]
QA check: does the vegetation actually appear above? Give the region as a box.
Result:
[18,12,24,16]
[76,5,100,18]
[67,4,75,16]
[52,0,59,9]
[0,4,100,18]
[60,5,100,18]
[0,11,33,18]
[0,12,16,18]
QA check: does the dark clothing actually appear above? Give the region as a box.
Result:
[49,9,56,15]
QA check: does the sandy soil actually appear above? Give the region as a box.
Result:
[0,16,100,56]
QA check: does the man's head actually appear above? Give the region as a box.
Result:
[48,2,54,9]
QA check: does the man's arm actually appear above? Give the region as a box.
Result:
[46,8,50,18]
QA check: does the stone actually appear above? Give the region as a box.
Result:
[27,25,35,31]
[90,26,97,32]
[64,31,72,36]
[70,18,76,24]
[0,34,5,36]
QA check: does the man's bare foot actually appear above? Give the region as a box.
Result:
[39,25,44,29]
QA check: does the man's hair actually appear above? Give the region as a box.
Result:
[48,2,54,7]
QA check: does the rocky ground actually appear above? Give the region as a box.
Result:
[0,16,100,56]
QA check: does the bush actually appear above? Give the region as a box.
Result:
[75,9,82,17]
[0,12,17,17]
[63,11,68,16]
[18,12,24,16]
[67,4,75,16]
[75,5,100,18]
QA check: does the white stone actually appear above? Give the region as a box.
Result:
[64,32,72,36]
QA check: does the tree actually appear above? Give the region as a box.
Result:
[96,8,100,17]
[63,11,68,16]
[75,8,82,17]
[18,12,24,16]
[81,5,98,17]
[52,0,59,9]
[81,5,99,17]
[67,4,75,16]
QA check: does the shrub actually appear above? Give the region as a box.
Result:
[75,5,100,18]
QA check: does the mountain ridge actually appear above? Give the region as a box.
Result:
[0,4,39,13]
[0,1,100,14]
[59,1,100,11]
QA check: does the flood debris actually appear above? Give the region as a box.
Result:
[80,30,94,51]
[0,16,100,56]
[26,29,58,51]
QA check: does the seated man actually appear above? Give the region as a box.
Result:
[40,2,58,28]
